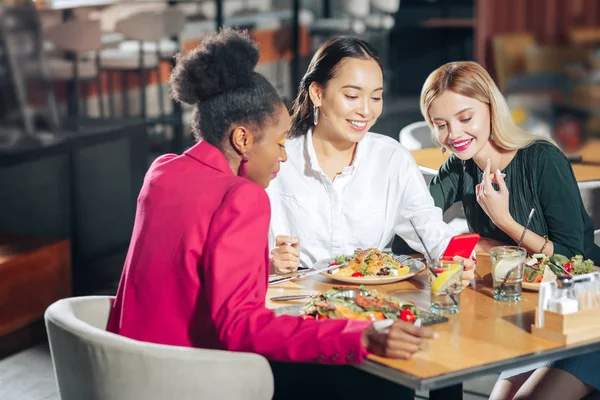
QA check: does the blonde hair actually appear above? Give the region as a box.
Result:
[420,61,554,151]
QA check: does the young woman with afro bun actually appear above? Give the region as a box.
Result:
[107,28,430,400]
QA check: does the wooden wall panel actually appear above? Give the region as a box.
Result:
[476,0,600,79]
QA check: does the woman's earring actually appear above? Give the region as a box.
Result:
[490,132,495,141]
[313,106,319,126]
[440,146,446,154]
[237,153,248,178]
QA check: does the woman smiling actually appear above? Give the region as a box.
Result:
[421,61,600,400]
[422,61,600,264]
[266,37,473,285]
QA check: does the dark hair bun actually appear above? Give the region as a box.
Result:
[170,28,260,105]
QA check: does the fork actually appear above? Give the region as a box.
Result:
[392,254,411,263]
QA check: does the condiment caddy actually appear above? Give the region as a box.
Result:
[531,272,600,345]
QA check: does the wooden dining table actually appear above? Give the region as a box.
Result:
[267,254,600,400]
[411,139,600,182]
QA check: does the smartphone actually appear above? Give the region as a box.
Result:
[442,233,480,260]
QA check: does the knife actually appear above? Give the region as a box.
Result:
[269,293,318,301]
[268,264,342,285]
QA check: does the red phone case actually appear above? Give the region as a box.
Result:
[442,233,480,260]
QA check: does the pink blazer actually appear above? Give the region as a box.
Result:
[107,140,370,364]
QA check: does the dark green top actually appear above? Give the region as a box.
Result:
[429,140,600,265]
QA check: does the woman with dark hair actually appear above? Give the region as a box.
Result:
[268,37,474,281]
[107,29,434,399]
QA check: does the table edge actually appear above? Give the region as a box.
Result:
[355,340,600,391]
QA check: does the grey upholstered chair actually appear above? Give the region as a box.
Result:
[399,121,435,151]
[45,296,274,400]
[579,180,600,229]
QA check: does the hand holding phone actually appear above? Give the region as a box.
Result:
[442,233,480,260]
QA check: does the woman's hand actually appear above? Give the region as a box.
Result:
[270,235,300,274]
[361,320,438,359]
[454,255,476,288]
[476,159,513,229]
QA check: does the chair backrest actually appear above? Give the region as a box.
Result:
[371,0,400,14]
[524,43,590,74]
[578,180,600,229]
[492,33,535,91]
[45,296,274,400]
[419,166,437,186]
[341,0,370,18]
[115,9,186,42]
[399,121,434,151]
[44,20,102,53]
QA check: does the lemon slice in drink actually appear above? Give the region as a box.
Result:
[493,258,523,282]
[431,264,462,294]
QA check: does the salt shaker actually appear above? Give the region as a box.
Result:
[548,276,579,315]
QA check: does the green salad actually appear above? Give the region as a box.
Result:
[524,253,594,283]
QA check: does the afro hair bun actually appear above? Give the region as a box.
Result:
[169,28,260,105]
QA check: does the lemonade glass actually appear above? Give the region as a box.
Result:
[491,246,527,302]
[428,258,463,314]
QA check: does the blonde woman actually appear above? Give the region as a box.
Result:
[421,61,600,400]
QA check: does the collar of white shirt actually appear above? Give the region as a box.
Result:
[304,127,367,176]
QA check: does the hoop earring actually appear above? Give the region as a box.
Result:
[237,153,248,178]
[313,106,319,126]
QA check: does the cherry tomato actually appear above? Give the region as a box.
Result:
[329,262,338,267]
[399,309,416,323]
[563,262,573,274]
[316,313,329,320]
[368,312,386,321]
[302,314,315,320]
[434,269,445,275]
[351,272,364,277]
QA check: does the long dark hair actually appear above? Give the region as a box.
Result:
[169,28,282,148]
[289,37,382,138]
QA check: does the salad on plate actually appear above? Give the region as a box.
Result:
[524,253,595,284]
[328,248,410,278]
[301,286,419,323]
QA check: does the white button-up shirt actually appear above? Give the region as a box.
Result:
[266,129,456,268]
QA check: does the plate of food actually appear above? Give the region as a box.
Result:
[274,286,448,326]
[313,248,426,285]
[522,253,599,291]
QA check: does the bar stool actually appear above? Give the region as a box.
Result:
[0,2,61,141]
[43,19,106,126]
[97,9,186,124]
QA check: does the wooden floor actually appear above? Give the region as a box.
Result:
[0,341,497,400]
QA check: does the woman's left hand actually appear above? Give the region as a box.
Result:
[454,256,475,288]
[476,159,512,229]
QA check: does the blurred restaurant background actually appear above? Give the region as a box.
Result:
[2,0,600,398]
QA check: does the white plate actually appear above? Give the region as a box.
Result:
[522,266,600,291]
[313,256,426,285]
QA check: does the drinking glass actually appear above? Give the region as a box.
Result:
[428,258,463,314]
[491,246,527,302]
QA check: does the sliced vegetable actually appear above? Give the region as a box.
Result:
[563,262,573,274]
[399,308,416,323]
